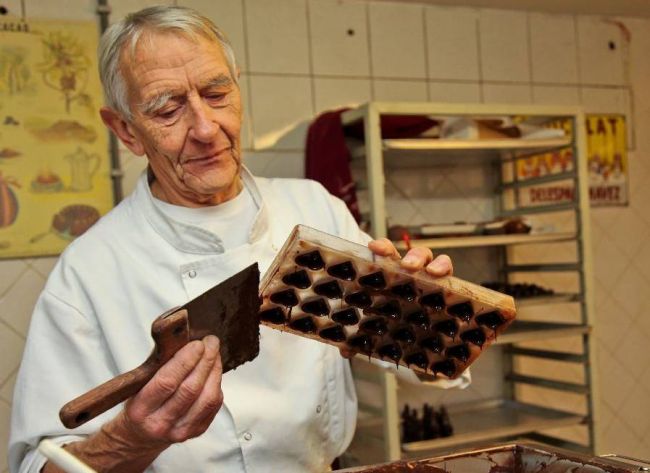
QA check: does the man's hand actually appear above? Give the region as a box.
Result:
[339,239,453,359]
[47,336,223,473]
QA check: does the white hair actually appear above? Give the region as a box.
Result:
[98,5,238,120]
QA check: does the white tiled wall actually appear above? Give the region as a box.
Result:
[1,0,649,470]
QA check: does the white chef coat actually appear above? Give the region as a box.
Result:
[9,166,468,473]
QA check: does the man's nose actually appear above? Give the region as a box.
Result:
[188,100,219,142]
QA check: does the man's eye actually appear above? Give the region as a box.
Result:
[157,108,180,119]
[206,93,227,105]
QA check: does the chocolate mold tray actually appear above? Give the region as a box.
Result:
[259,225,516,378]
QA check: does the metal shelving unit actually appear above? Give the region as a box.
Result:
[339,102,597,466]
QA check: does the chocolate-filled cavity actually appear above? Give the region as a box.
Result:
[432,359,456,377]
[259,307,286,325]
[270,289,299,307]
[347,334,373,354]
[434,319,458,338]
[295,250,325,270]
[378,343,402,363]
[406,310,430,330]
[446,344,471,362]
[404,351,429,370]
[282,269,311,289]
[360,317,389,335]
[359,271,386,290]
[327,261,357,281]
[476,311,506,330]
[392,326,416,345]
[367,300,402,320]
[289,316,317,333]
[301,298,330,316]
[332,307,360,326]
[390,282,417,302]
[313,280,343,300]
[319,324,347,342]
[345,290,372,308]
[420,292,445,311]
[447,302,474,322]
[419,335,444,354]
[460,328,486,347]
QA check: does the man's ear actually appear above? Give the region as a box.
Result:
[100,107,145,156]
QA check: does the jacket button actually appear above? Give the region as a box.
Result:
[188,270,197,278]
[243,431,252,441]
[316,405,322,414]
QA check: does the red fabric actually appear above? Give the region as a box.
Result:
[305,109,438,223]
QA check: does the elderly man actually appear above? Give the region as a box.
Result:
[9,6,461,473]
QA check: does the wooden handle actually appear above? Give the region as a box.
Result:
[59,309,190,429]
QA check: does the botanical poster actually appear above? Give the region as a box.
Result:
[0,17,113,258]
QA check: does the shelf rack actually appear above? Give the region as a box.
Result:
[339,102,597,466]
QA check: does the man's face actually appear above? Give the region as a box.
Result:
[120,32,242,206]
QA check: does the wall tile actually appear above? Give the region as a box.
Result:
[25,0,95,20]
[529,13,579,84]
[580,87,630,114]
[308,0,369,77]
[109,0,174,23]
[0,401,9,472]
[0,326,24,389]
[425,6,479,81]
[243,151,304,179]
[368,2,426,79]
[373,80,428,102]
[0,372,16,404]
[532,85,580,105]
[245,0,310,74]
[483,83,532,104]
[178,0,248,72]
[428,81,481,103]
[577,16,626,86]
[479,9,530,82]
[249,75,313,150]
[313,78,371,114]
[0,261,28,297]
[1,0,22,17]
[29,257,58,279]
[0,268,46,337]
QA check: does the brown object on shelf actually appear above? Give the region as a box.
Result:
[259,225,516,379]
[59,264,261,429]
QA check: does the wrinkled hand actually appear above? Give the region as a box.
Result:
[339,239,453,359]
[115,335,224,447]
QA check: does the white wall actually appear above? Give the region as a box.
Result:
[1,0,649,470]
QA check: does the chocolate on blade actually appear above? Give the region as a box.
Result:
[406,310,430,330]
[446,344,470,362]
[359,271,386,290]
[259,306,286,325]
[295,250,325,270]
[392,326,416,345]
[270,289,299,307]
[391,282,417,302]
[434,319,458,338]
[313,280,343,299]
[282,269,311,289]
[348,334,373,354]
[345,290,372,308]
[447,302,474,322]
[420,292,445,311]
[419,335,444,354]
[332,307,360,326]
[476,311,505,330]
[404,351,429,370]
[368,299,401,320]
[327,261,357,281]
[432,359,456,377]
[360,317,389,335]
[319,324,347,342]
[378,343,402,364]
[301,298,330,316]
[460,328,486,347]
[289,316,317,333]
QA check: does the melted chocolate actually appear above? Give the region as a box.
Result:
[331,307,359,326]
[390,282,417,302]
[281,269,311,289]
[367,300,401,320]
[434,319,458,338]
[419,335,444,354]
[446,344,471,362]
[313,280,343,299]
[359,271,386,290]
[447,302,474,322]
[392,326,416,345]
[378,343,402,364]
[319,324,347,342]
[347,334,373,354]
[432,359,456,377]
[289,316,317,333]
[301,298,330,316]
[360,317,389,335]
[295,250,325,270]
[270,289,299,307]
[327,261,357,281]
[460,328,486,347]
[259,307,286,325]
[476,311,505,330]
[420,292,445,311]
[406,310,430,330]
[404,351,429,370]
[345,290,372,308]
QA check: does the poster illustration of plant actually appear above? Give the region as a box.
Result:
[0,17,113,258]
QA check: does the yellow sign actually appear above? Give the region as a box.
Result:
[0,17,113,258]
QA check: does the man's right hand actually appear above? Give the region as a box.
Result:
[45,336,223,473]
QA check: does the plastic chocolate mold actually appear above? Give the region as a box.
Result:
[259,225,516,379]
